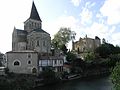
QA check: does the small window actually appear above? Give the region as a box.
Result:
[31,22,33,27]
[28,61,31,64]
[60,60,63,64]
[29,23,31,28]
[43,41,45,46]
[54,60,57,64]
[14,61,20,66]
[28,54,31,58]
[36,40,39,46]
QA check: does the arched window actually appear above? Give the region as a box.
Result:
[36,40,39,46]
[13,60,20,66]
[77,47,80,54]
[32,68,37,74]
[28,60,31,64]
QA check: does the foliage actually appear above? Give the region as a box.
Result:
[66,51,77,62]
[0,74,36,90]
[40,67,58,84]
[108,54,120,68]
[114,45,120,54]
[102,38,106,44]
[95,43,115,58]
[59,44,68,55]
[71,58,86,73]
[52,27,76,49]
[84,52,95,61]
[111,62,120,90]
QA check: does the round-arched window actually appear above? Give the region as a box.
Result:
[13,60,20,66]
[28,60,31,64]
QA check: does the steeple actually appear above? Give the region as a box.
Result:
[29,1,42,21]
[24,1,42,32]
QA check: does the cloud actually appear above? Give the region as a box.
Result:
[111,31,120,46]
[77,22,116,45]
[80,8,92,25]
[42,15,79,39]
[79,2,96,26]
[100,0,120,25]
[71,0,81,7]
[0,0,32,53]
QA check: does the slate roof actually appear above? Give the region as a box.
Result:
[16,29,28,35]
[31,28,49,34]
[29,1,42,21]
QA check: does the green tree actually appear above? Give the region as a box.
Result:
[52,27,76,49]
[40,67,58,84]
[111,62,120,90]
[95,43,115,58]
[66,51,77,62]
[59,44,68,54]
[84,52,95,61]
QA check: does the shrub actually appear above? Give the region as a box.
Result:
[111,62,120,90]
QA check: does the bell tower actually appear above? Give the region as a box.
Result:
[24,1,42,33]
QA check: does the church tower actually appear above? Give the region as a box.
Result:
[24,1,42,33]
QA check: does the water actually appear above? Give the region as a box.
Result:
[34,77,114,90]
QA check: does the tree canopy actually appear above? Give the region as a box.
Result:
[95,43,120,58]
[111,62,120,90]
[52,27,76,49]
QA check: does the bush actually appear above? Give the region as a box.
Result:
[111,62,120,90]
[39,67,58,84]
[84,52,95,61]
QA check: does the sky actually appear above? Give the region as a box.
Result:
[0,0,120,53]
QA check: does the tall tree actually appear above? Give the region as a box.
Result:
[95,43,116,58]
[52,27,76,49]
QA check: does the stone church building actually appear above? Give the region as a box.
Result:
[6,2,64,74]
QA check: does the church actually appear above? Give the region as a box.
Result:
[6,2,64,74]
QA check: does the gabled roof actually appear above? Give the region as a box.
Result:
[29,1,42,21]
[30,28,49,35]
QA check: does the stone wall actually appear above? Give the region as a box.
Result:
[6,51,38,74]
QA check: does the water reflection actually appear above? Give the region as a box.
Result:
[34,77,114,90]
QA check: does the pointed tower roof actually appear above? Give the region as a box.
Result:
[29,1,42,21]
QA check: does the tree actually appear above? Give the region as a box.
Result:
[111,62,120,90]
[66,51,77,62]
[59,44,68,55]
[95,43,115,58]
[40,67,58,84]
[84,52,95,61]
[102,38,106,44]
[52,27,76,49]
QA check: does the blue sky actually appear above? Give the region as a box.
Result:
[0,0,120,53]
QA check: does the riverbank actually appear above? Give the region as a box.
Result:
[0,68,111,90]
[34,76,113,90]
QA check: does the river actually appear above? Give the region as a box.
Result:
[34,76,114,90]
